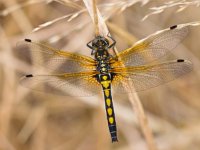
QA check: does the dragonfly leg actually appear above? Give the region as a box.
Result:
[87,40,96,55]
[107,33,116,49]
[87,40,93,49]
[107,33,117,57]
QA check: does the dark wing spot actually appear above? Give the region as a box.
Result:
[170,25,177,30]
[26,74,33,78]
[25,39,32,42]
[177,59,184,62]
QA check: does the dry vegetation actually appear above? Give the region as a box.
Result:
[0,0,200,150]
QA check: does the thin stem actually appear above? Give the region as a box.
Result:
[92,0,99,36]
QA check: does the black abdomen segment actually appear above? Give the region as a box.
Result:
[99,74,118,142]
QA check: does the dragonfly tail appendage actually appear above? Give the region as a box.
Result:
[100,74,118,142]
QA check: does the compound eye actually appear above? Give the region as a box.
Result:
[92,39,98,45]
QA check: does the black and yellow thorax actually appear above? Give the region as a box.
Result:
[95,49,111,74]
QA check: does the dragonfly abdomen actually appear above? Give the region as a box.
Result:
[99,74,118,142]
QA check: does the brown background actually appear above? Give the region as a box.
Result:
[0,0,200,150]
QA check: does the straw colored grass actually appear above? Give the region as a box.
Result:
[0,0,200,150]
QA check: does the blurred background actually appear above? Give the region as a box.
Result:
[0,0,200,150]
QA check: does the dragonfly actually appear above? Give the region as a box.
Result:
[19,24,193,142]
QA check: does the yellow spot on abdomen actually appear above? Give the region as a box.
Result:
[106,98,111,106]
[102,75,107,80]
[104,90,110,97]
[101,81,110,89]
[107,108,113,116]
[109,117,114,124]
[102,68,106,71]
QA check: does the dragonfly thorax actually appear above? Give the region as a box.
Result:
[96,59,110,74]
[95,49,110,61]
[89,36,112,74]
[95,49,111,73]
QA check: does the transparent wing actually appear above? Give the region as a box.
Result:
[17,39,96,73]
[113,24,189,66]
[110,60,193,93]
[20,71,101,96]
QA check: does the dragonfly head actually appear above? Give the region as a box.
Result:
[92,36,109,50]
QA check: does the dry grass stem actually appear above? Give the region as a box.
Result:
[0,26,16,140]
[143,0,200,20]
[92,0,99,36]
[83,0,108,36]
[1,0,200,149]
